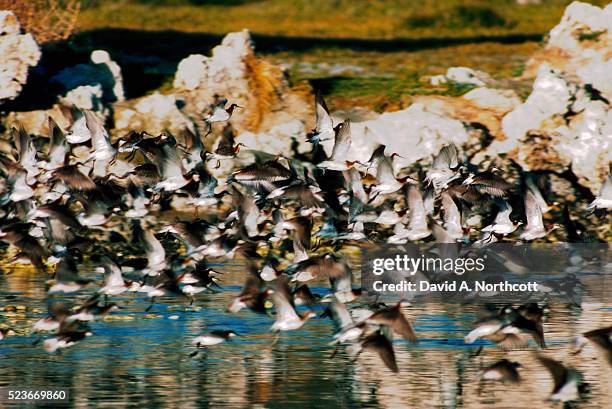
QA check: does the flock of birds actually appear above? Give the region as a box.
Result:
[0,91,610,404]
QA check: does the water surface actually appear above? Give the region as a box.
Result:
[0,263,610,408]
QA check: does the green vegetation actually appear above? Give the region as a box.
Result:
[71,1,606,109]
[78,0,609,39]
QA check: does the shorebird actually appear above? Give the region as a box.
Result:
[230,158,293,193]
[536,355,583,402]
[0,223,48,270]
[0,155,35,203]
[231,186,260,238]
[33,303,70,332]
[150,135,190,192]
[367,145,409,197]
[50,164,97,192]
[184,161,220,212]
[179,259,221,296]
[293,284,321,306]
[190,330,237,357]
[327,297,364,345]
[64,108,92,144]
[84,110,117,177]
[388,185,431,242]
[42,117,70,171]
[464,305,545,350]
[68,294,119,322]
[228,262,272,314]
[209,126,245,167]
[364,301,418,343]
[270,274,316,333]
[520,190,559,241]
[279,216,312,263]
[441,191,463,239]
[48,256,92,294]
[11,125,39,183]
[2,88,610,386]
[525,173,552,214]
[346,328,399,373]
[267,179,325,213]
[43,320,92,353]
[204,99,241,123]
[287,253,358,302]
[307,90,334,147]
[133,222,167,276]
[480,359,521,384]
[461,168,512,198]
[425,143,461,190]
[573,326,612,366]
[193,330,237,347]
[317,119,354,171]
[99,256,132,296]
[481,200,521,236]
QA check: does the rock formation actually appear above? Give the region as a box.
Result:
[0,11,41,104]
[524,2,612,100]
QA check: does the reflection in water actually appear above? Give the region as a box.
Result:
[0,263,610,408]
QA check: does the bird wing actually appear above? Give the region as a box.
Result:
[524,190,544,231]
[272,275,300,322]
[330,298,354,329]
[362,331,399,373]
[47,117,68,163]
[375,156,397,186]
[495,200,513,225]
[159,143,185,180]
[536,355,568,392]
[407,185,428,231]
[101,256,125,287]
[315,90,333,135]
[347,168,368,204]
[330,119,351,162]
[12,126,35,166]
[142,228,166,268]
[441,192,461,232]
[52,166,97,191]
[85,111,115,157]
[54,256,82,283]
[433,144,458,169]
[367,307,418,342]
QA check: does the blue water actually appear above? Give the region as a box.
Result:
[0,264,610,408]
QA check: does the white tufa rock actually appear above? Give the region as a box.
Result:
[547,2,611,52]
[486,64,611,193]
[526,1,612,100]
[430,67,493,87]
[173,54,209,91]
[334,103,470,169]
[114,92,195,135]
[59,85,104,112]
[462,87,522,113]
[173,30,252,96]
[237,119,307,156]
[0,11,41,103]
[502,65,575,142]
[171,30,310,137]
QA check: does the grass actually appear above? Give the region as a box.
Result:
[270,41,538,109]
[55,1,608,109]
[78,0,610,40]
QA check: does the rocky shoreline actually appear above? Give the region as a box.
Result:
[1,1,610,197]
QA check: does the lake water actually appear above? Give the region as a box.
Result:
[0,263,610,408]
